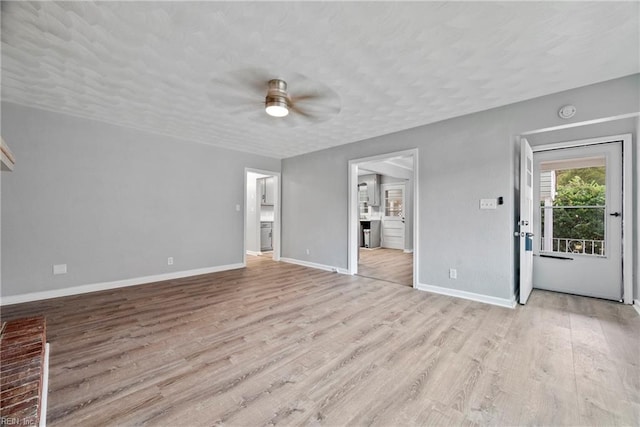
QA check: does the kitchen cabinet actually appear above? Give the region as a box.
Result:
[258,177,275,206]
[358,174,380,206]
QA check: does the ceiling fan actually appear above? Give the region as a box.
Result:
[209,68,341,126]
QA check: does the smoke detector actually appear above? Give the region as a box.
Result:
[558,105,576,119]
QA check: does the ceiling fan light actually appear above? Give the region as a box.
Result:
[265,97,289,117]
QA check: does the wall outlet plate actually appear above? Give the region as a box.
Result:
[167,257,174,265]
[480,198,497,209]
[449,268,457,279]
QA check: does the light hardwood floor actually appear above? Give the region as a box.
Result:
[1,256,638,426]
[358,248,413,286]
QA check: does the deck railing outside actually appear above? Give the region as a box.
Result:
[542,238,605,256]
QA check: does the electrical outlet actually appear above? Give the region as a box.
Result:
[449,268,457,279]
[306,249,310,255]
[480,198,497,209]
[53,264,67,275]
[168,257,174,265]
[235,204,241,211]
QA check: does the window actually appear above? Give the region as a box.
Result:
[539,157,606,256]
[384,188,403,217]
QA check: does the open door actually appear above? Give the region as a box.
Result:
[519,137,534,304]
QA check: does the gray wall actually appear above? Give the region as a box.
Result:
[1,102,280,298]
[282,74,639,301]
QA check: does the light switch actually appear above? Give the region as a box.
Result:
[480,199,497,209]
[53,264,67,275]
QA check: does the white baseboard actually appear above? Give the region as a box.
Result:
[633,300,640,316]
[280,257,350,275]
[246,250,261,256]
[403,249,414,254]
[0,263,245,306]
[417,282,516,309]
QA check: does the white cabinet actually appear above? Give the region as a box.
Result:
[258,177,275,206]
[358,174,380,206]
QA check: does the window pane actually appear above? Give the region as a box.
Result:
[385,189,403,217]
[540,206,605,256]
[538,157,606,256]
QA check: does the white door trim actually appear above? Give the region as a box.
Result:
[244,168,281,265]
[348,149,418,288]
[532,134,633,304]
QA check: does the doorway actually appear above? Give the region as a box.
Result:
[533,142,622,300]
[518,133,633,305]
[244,168,281,264]
[380,183,406,250]
[348,149,418,287]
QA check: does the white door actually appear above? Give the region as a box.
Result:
[532,142,623,301]
[381,184,405,250]
[519,138,534,304]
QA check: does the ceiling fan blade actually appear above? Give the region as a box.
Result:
[289,104,315,119]
[293,101,341,115]
[289,92,328,103]
[233,68,272,94]
[209,67,272,98]
[206,93,262,113]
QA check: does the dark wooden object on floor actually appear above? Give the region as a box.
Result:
[1,316,46,425]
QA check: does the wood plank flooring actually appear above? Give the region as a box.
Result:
[1,256,638,426]
[358,248,413,286]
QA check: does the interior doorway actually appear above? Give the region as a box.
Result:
[348,150,418,287]
[244,168,281,264]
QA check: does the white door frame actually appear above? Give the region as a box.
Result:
[531,134,633,304]
[348,148,419,288]
[244,168,281,265]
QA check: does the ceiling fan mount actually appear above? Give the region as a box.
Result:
[264,79,291,117]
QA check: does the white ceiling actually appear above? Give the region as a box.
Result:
[359,155,413,178]
[2,2,638,159]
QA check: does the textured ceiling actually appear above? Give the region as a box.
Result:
[2,2,638,159]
